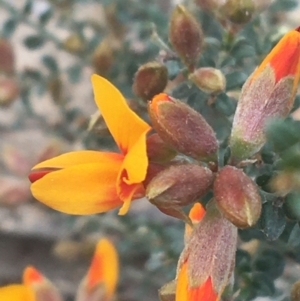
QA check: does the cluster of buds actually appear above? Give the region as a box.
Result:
[142,20,300,301]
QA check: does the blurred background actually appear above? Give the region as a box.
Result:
[0,0,300,300]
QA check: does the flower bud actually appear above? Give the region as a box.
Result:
[0,39,15,74]
[146,133,177,163]
[147,164,213,207]
[148,93,218,162]
[133,61,168,101]
[214,165,262,228]
[146,163,213,223]
[222,0,255,24]
[291,280,300,301]
[23,267,63,301]
[230,28,300,162]
[0,77,19,107]
[194,0,226,12]
[176,202,237,301]
[169,5,203,71]
[92,38,115,75]
[189,67,226,94]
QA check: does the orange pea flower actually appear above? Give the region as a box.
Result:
[176,203,237,301]
[230,27,300,162]
[29,75,151,215]
[0,238,119,301]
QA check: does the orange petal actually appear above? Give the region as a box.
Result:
[87,238,119,300]
[32,150,122,170]
[185,203,206,240]
[91,75,151,154]
[31,158,124,215]
[23,266,44,286]
[0,285,35,301]
[176,262,218,301]
[117,131,149,214]
[251,29,300,93]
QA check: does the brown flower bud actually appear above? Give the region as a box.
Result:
[291,280,300,301]
[0,77,19,107]
[214,165,262,228]
[189,67,226,94]
[92,38,116,75]
[169,5,203,71]
[222,0,255,24]
[146,163,213,211]
[0,39,15,74]
[146,133,177,163]
[148,93,218,162]
[176,202,237,301]
[133,61,168,101]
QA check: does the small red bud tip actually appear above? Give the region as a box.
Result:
[23,266,44,285]
[28,168,59,183]
[296,26,300,32]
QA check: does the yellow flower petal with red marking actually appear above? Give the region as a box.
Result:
[176,261,218,301]
[30,76,151,215]
[87,238,119,300]
[91,75,150,154]
[0,285,35,301]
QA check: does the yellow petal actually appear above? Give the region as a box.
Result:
[31,159,124,215]
[87,238,119,299]
[32,151,122,170]
[0,285,35,301]
[91,75,151,154]
[116,130,149,214]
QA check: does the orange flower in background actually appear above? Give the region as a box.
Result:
[0,238,119,301]
[29,75,151,215]
[77,238,119,301]
[230,27,300,162]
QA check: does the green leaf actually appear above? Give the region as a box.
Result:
[225,71,248,90]
[259,202,286,241]
[278,143,300,170]
[67,65,82,83]
[288,223,300,248]
[266,118,300,153]
[39,9,53,25]
[23,0,33,15]
[253,249,284,280]
[2,19,18,38]
[23,35,45,49]
[42,55,58,74]
[283,193,300,221]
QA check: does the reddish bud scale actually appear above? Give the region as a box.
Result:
[28,168,60,183]
[0,39,15,74]
[213,165,261,228]
[149,93,218,162]
[169,5,203,71]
